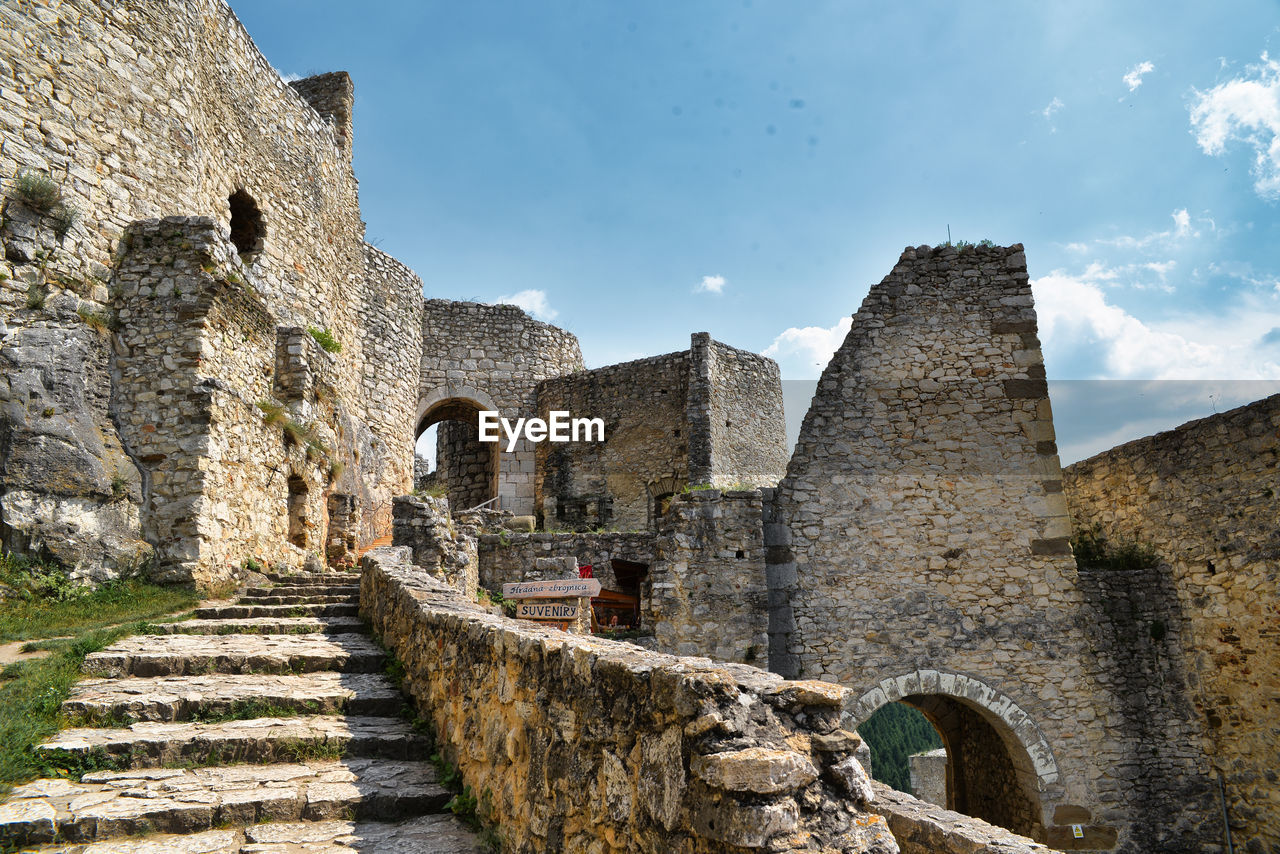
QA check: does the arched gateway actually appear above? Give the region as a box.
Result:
[848,670,1057,840]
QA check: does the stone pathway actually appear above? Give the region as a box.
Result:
[0,570,484,853]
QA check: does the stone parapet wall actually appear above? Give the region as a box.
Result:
[1063,394,1280,853]
[360,546,902,854]
[869,785,1062,854]
[648,489,769,664]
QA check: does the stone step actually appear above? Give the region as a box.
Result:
[82,634,385,678]
[263,572,358,585]
[243,585,361,597]
[232,595,357,606]
[194,603,360,619]
[27,814,484,853]
[0,759,450,849]
[62,673,406,724]
[38,716,428,768]
[149,617,365,636]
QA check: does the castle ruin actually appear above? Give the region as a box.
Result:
[0,2,1274,853]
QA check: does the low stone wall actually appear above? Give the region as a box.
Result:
[360,546,900,854]
[869,785,1061,854]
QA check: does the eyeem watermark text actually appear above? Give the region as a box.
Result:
[478,411,604,452]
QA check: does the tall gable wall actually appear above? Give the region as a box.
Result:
[767,244,1221,851]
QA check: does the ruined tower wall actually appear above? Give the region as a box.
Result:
[535,351,691,531]
[689,334,790,489]
[1063,394,1280,853]
[0,0,422,578]
[418,299,583,516]
[647,488,769,663]
[767,244,1221,851]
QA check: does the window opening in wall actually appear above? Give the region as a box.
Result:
[287,475,308,549]
[653,492,674,523]
[228,189,264,261]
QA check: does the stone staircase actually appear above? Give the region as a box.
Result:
[0,570,484,853]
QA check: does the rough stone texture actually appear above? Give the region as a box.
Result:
[648,488,769,663]
[0,0,421,583]
[62,672,405,724]
[418,299,584,516]
[26,815,486,854]
[909,749,947,808]
[1063,393,1280,854]
[477,529,656,598]
[535,332,789,531]
[870,784,1063,854]
[360,546,900,854]
[766,244,1210,850]
[391,495,478,596]
[0,760,448,848]
[39,716,426,767]
[149,616,363,635]
[81,633,385,678]
[0,299,151,582]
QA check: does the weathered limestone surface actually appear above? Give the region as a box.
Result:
[149,616,363,634]
[360,546,899,854]
[1064,393,1280,854]
[82,632,385,678]
[0,0,423,583]
[870,784,1062,854]
[0,760,448,847]
[63,672,405,724]
[767,243,1218,851]
[40,716,426,767]
[648,488,769,663]
[535,332,788,531]
[418,299,584,516]
[391,495,478,596]
[0,292,152,581]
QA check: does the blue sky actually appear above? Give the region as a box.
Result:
[230,1,1280,461]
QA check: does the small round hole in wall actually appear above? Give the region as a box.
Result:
[228,189,264,261]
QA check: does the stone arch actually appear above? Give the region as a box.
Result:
[415,386,500,511]
[227,188,264,262]
[847,669,1058,840]
[646,475,683,529]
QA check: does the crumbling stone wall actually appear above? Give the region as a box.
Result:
[478,531,655,596]
[1063,394,1280,853]
[418,299,583,516]
[536,350,691,531]
[536,333,788,532]
[0,0,420,581]
[768,244,1221,851]
[689,334,790,488]
[647,489,769,664]
[360,546,901,854]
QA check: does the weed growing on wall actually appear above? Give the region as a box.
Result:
[1071,525,1160,571]
[307,325,342,353]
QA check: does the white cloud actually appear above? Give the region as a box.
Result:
[763,316,852,377]
[1041,97,1064,132]
[1097,208,1202,250]
[1032,266,1280,380]
[1123,61,1155,92]
[696,274,726,294]
[1189,52,1280,199]
[493,289,557,320]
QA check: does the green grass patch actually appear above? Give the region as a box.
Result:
[307,325,342,353]
[0,574,198,643]
[0,623,157,790]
